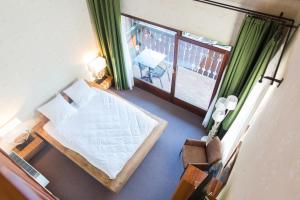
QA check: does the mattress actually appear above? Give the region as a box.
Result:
[43,89,158,179]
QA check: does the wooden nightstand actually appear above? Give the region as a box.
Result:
[13,132,45,161]
[88,75,113,90]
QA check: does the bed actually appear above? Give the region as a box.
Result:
[33,81,167,192]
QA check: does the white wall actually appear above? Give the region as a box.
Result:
[121,0,300,45]
[121,0,244,45]
[0,1,99,126]
[220,29,300,200]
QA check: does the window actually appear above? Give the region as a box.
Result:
[123,15,230,116]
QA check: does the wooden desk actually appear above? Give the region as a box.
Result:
[171,165,208,200]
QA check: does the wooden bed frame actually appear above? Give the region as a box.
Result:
[33,90,167,193]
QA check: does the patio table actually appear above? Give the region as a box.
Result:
[135,49,166,83]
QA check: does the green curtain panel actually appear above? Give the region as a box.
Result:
[87,0,128,90]
[207,16,285,138]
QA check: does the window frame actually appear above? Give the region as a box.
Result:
[122,13,231,117]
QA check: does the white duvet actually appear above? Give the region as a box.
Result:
[43,89,158,179]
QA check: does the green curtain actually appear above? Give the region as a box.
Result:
[87,0,128,90]
[207,16,285,138]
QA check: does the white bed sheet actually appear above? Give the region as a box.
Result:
[43,89,158,179]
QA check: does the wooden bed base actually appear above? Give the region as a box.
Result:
[33,91,167,193]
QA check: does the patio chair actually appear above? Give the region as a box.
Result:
[138,63,148,80]
[158,62,171,81]
[147,62,171,88]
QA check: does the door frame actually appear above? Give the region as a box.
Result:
[122,13,231,117]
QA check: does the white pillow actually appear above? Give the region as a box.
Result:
[38,94,77,126]
[63,79,96,108]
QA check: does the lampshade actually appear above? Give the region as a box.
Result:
[212,109,226,123]
[225,95,238,111]
[87,56,106,74]
[215,97,227,111]
[0,118,21,138]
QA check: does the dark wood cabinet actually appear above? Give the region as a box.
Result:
[171,165,208,200]
[171,165,223,200]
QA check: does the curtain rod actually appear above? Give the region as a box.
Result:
[194,0,297,87]
[194,0,296,28]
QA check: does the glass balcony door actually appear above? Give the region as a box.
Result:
[123,14,230,116]
[123,17,176,93]
[174,38,227,111]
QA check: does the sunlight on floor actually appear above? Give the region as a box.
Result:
[133,65,216,110]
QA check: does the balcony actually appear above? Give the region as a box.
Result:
[124,16,229,111]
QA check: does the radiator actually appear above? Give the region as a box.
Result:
[9,152,49,187]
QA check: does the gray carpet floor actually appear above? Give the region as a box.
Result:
[30,88,205,200]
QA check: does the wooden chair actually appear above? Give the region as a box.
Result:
[181,137,222,171]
